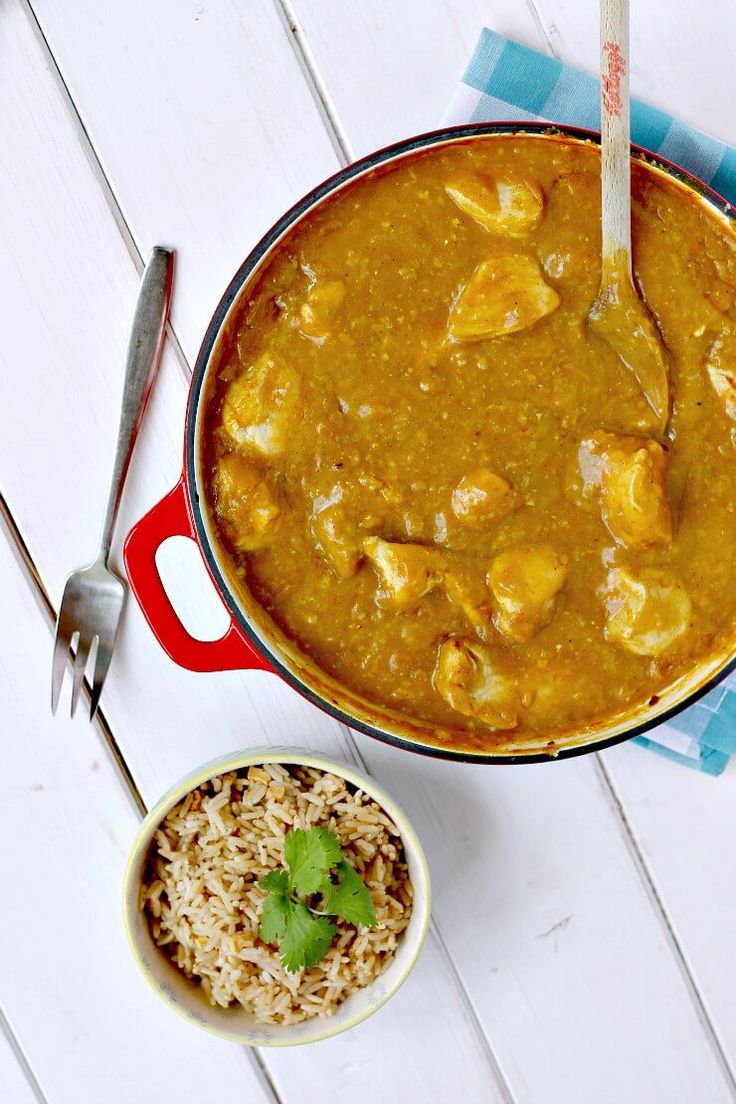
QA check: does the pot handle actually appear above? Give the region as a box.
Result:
[123,475,273,673]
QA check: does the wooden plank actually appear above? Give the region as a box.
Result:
[0,537,274,1104]
[0,5,507,1101]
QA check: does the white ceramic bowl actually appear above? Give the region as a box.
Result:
[123,746,431,1046]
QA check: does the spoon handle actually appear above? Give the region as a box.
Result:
[600,0,631,271]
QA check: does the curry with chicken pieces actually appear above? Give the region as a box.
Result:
[202,135,736,753]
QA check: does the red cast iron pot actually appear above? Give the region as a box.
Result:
[123,122,736,764]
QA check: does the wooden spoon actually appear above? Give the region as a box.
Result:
[588,0,671,435]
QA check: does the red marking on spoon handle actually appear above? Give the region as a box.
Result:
[602,39,626,118]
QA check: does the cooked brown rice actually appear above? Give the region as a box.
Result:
[140,764,413,1024]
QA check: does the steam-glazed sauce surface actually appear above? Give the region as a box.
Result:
[202,135,736,752]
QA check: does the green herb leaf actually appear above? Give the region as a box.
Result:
[322,860,377,928]
[284,826,342,896]
[259,827,377,972]
[279,901,336,973]
[259,891,291,945]
[259,869,289,895]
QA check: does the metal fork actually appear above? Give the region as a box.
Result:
[51,246,174,719]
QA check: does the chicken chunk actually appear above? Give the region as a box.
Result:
[704,330,736,424]
[448,256,560,343]
[603,567,691,657]
[445,174,545,237]
[222,353,300,458]
[451,467,517,529]
[212,454,280,551]
[578,431,673,549]
[432,637,522,728]
[708,365,736,422]
[311,493,363,578]
[488,545,568,642]
[299,279,346,340]
[363,537,445,611]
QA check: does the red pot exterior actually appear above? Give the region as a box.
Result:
[123,476,271,673]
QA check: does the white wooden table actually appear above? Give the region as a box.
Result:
[2,3,735,1102]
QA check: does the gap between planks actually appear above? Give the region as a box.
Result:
[0,1005,48,1104]
[12,1,734,1098]
[18,0,195,392]
[522,0,560,59]
[0,493,145,819]
[271,0,354,163]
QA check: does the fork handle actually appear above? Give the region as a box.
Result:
[99,247,174,559]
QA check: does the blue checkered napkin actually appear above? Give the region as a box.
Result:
[443,29,736,774]
[443,29,736,205]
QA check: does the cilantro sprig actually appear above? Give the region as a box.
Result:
[258,827,377,973]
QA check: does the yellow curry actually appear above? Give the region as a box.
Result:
[202,135,736,752]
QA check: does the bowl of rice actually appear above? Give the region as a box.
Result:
[123,747,430,1045]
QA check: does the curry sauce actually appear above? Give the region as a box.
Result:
[202,135,736,751]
